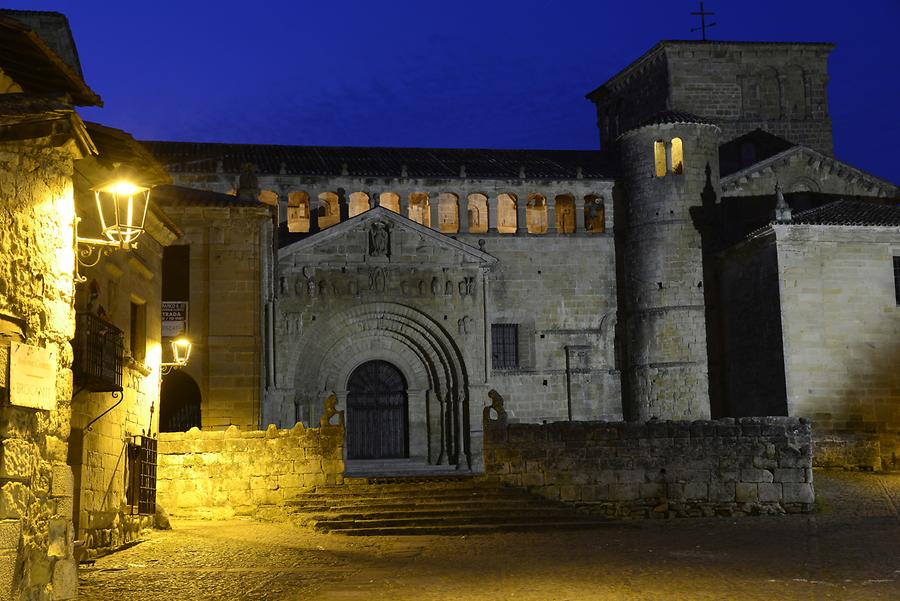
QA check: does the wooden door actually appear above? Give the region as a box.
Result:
[346,360,408,459]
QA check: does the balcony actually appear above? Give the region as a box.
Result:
[72,312,124,393]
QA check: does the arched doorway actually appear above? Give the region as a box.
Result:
[346,360,408,459]
[159,371,201,432]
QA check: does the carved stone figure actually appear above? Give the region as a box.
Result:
[369,267,386,292]
[484,389,508,425]
[369,221,390,257]
[307,278,317,298]
[236,163,259,199]
[431,277,441,296]
[457,316,472,335]
[320,394,345,428]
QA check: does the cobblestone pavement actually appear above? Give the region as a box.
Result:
[78,471,900,600]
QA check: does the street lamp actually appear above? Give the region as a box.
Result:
[160,338,192,375]
[75,177,151,282]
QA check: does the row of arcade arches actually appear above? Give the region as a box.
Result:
[283,191,606,235]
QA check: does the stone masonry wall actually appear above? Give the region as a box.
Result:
[483,417,814,518]
[156,424,344,518]
[0,138,79,599]
[775,225,900,470]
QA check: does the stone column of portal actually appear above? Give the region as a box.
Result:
[618,117,720,421]
[516,198,527,234]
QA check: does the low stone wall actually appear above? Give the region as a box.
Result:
[483,417,814,517]
[157,423,344,518]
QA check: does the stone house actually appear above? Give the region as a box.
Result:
[145,41,899,471]
[0,10,181,599]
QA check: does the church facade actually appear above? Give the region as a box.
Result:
[145,41,899,470]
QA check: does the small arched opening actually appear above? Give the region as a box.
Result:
[584,194,605,233]
[497,193,518,234]
[317,192,340,229]
[408,192,430,227]
[159,370,201,432]
[287,191,310,233]
[526,193,548,234]
[671,137,684,175]
[348,192,370,218]
[555,194,576,233]
[654,140,667,177]
[466,193,488,234]
[438,193,459,233]
[379,192,400,213]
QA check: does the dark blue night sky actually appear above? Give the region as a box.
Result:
[7,0,900,183]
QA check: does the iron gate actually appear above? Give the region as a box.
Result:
[127,434,157,515]
[346,360,408,459]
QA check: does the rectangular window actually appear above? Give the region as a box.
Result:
[130,300,146,362]
[894,256,900,306]
[491,324,519,370]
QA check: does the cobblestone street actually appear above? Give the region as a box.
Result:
[78,471,900,600]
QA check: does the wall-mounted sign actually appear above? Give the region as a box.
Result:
[162,301,188,338]
[9,342,57,411]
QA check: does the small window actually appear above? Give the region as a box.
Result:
[379,192,400,213]
[130,300,146,362]
[287,191,310,233]
[654,140,667,177]
[491,324,519,370]
[671,137,684,175]
[497,193,517,234]
[348,192,370,218]
[894,257,900,305]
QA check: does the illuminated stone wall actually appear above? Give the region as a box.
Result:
[156,204,273,431]
[774,224,900,470]
[0,137,79,599]
[155,424,344,518]
[69,208,179,555]
[483,417,814,517]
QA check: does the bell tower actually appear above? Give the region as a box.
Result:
[616,112,720,420]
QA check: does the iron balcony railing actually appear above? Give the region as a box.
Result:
[72,312,124,393]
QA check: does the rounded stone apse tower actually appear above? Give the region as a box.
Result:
[617,112,720,421]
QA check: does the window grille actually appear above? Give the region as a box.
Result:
[72,312,124,392]
[127,435,157,516]
[894,257,900,306]
[491,324,519,370]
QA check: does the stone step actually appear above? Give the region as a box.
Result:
[288,498,557,513]
[289,489,534,504]
[306,506,584,524]
[318,520,616,536]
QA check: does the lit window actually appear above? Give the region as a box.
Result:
[491,324,518,370]
[317,192,340,229]
[497,193,517,234]
[408,192,430,227]
[348,192,370,217]
[555,194,575,234]
[287,191,310,233]
[526,194,548,234]
[438,193,459,233]
[671,137,684,175]
[379,192,400,213]
[466,193,488,234]
[654,140,667,177]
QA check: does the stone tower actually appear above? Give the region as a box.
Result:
[617,112,720,420]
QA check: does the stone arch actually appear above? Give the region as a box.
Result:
[742,66,780,120]
[555,194,576,233]
[379,192,400,213]
[497,193,518,234]
[287,191,310,232]
[159,370,201,432]
[787,176,820,193]
[438,193,459,233]
[348,192,370,217]
[526,193,548,234]
[584,194,605,233]
[466,193,488,234]
[258,189,279,207]
[317,192,340,229]
[288,302,472,467]
[408,192,430,227]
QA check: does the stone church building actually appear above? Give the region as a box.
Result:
[145,40,900,471]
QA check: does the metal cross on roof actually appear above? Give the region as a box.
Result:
[691,2,716,41]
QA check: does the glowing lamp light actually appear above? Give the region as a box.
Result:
[161,338,193,375]
[92,179,151,248]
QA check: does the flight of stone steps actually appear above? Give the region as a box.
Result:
[282,475,613,535]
